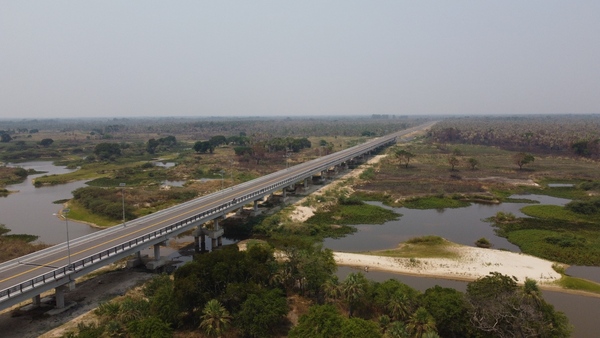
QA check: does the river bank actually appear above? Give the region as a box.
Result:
[333,248,600,298]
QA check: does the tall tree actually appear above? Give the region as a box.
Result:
[513,152,535,170]
[448,156,459,171]
[289,304,344,338]
[466,272,571,338]
[199,299,231,338]
[467,158,479,170]
[341,272,369,317]
[39,138,54,147]
[395,149,416,168]
[406,307,437,338]
[237,289,288,337]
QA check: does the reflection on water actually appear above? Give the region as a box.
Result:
[1,161,98,244]
[337,266,598,338]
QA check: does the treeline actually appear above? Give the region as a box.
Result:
[429,115,600,159]
[67,242,570,338]
[1,116,427,140]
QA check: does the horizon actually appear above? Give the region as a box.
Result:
[2,2,599,119]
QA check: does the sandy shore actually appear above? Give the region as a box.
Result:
[334,246,562,285]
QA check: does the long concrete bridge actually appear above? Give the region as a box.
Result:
[0,122,435,311]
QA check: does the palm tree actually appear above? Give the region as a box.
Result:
[341,273,368,317]
[200,299,231,338]
[387,292,412,321]
[322,277,341,303]
[406,307,436,338]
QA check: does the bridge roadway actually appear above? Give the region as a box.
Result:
[0,122,435,310]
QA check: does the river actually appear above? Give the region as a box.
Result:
[1,162,598,336]
[1,161,98,244]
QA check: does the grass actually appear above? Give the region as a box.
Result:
[66,201,120,227]
[366,236,459,259]
[401,196,471,209]
[499,226,600,266]
[556,276,600,295]
[520,205,598,223]
[306,203,400,226]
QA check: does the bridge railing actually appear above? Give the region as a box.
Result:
[0,124,427,304]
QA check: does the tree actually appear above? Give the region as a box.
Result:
[289,304,344,338]
[395,149,415,168]
[448,156,459,171]
[406,307,437,338]
[295,245,337,299]
[233,146,253,156]
[467,158,479,170]
[422,286,473,338]
[341,272,369,317]
[387,292,412,321]
[251,141,267,165]
[341,317,382,338]
[209,135,227,147]
[0,133,12,143]
[237,289,288,337]
[94,142,122,160]
[322,277,342,303]
[193,141,213,154]
[513,152,534,170]
[466,272,571,338]
[199,299,231,337]
[39,138,54,147]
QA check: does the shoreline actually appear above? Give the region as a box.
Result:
[333,249,600,298]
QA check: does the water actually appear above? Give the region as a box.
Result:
[326,195,593,337]
[325,194,571,253]
[152,161,176,168]
[161,180,186,187]
[337,266,599,338]
[1,161,98,244]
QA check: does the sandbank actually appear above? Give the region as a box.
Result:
[333,246,561,285]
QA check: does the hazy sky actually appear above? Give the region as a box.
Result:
[1,1,599,118]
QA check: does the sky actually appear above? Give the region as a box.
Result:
[1,1,599,119]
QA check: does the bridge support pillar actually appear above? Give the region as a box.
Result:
[304,178,309,189]
[54,282,74,309]
[200,235,206,253]
[153,244,160,260]
[194,235,200,253]
[32,294,41,307]
[253,200,259,212]
[282,189,287,199]
[217,237,222,247]
[211,238,217,250]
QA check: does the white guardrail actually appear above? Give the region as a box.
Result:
[0,122,433,305]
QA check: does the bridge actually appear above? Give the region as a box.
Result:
[0,122,435,311]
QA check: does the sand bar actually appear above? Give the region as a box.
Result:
[334,246,561,285]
